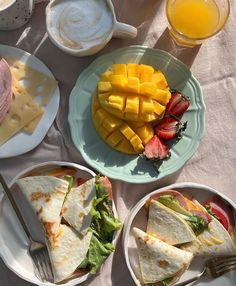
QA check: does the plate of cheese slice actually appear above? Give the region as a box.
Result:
[0,44,59,158]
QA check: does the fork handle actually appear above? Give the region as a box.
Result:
[0,174,32,241]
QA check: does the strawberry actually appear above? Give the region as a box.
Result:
[165,90,190,118]
[154,118,187,140]
[143,135,169,160]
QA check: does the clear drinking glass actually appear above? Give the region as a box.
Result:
[166,0,230,48]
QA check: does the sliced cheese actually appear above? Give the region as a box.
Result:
[23,110,44,133]
[1,57,58,136]
[0,91,42,146]
[7,57,57,106]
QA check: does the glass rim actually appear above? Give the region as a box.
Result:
[166,0,231,41]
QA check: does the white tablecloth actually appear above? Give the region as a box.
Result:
[0,1,236,285]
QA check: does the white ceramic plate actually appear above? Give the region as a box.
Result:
[0,44,60,158]
[122,182,236,286]
[0,161,118,286]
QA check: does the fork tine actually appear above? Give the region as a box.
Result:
[32,259,43,282]
[42,250,54,282]
[214,256,236,267]
[38,252,49,282]
[216,264,236,276]
[33,254,46,282]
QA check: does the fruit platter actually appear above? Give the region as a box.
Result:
[68,46,205,183]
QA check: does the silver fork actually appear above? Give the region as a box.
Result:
[0,174,54,283]
[175,255,236,286]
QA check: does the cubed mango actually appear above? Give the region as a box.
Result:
[120,124,135,140]
[152,71,168,89]
[126,77,140,93]
[139,64,154,83]
[125,95,139,114]
[108,93,126,111]
[127,63,140,78]
[106,130,123,147]
[140,82,156,97]
[113,64,127,77]
[100,70,113,81]
[153,101,165,116]
[110,75,127,91]
[152,89,171,105]
[98,81,112,93]
[140,98,155,114]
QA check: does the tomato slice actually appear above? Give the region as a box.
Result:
[206,201,231,232]
[76,177,86,186]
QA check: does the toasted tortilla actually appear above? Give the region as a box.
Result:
[147,200,196,245]
[133,227,193,285]
[47,224,92,283]
[62,177,96,235]
[17,176,69,239]
[17,175,94,283]
[181,216,236,256]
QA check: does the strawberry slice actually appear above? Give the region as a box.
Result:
[143,135,169,160]
[154,117,187,140]
[165,91,190,118]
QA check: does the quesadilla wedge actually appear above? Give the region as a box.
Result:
[181,215,236,256]
[62,177,96,235]
[147,200,196,245]
[17,172,122,283]
[133,227,193,285]
[148,190,212,236]
[47,224,92,283]
[17,176,69,239]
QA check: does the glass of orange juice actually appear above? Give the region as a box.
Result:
[166,0,230,47]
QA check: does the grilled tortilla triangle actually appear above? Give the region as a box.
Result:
[147,200,196,245]
[47,224,92,283]
[133,227,193,285]
[181,216,236,256]
[17,175,95,283]
[62,177,96,235]
[17,176,69,239]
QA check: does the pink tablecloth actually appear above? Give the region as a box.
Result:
[0,1,236,286]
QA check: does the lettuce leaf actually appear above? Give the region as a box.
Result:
[84,234,114,274]
[80,176,122,273]
[184,214,208,235]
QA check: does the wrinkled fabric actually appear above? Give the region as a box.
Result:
[0,1,236,286]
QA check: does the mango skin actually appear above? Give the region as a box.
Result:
[91,64,170,154]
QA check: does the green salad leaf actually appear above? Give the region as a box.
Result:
[185,215,208,235]
[85,234,114,274]
[80,176,122,273]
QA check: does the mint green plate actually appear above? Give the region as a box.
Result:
[68,46,205,183]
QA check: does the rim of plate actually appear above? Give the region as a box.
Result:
[0,161,119,286]
[122,182,236,285]
[0,44,60,159]
[68,45,205,184]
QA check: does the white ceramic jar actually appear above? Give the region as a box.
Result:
[46,0,137,56]
[0,0,34,30]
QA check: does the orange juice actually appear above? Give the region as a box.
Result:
[167,0,220,39]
